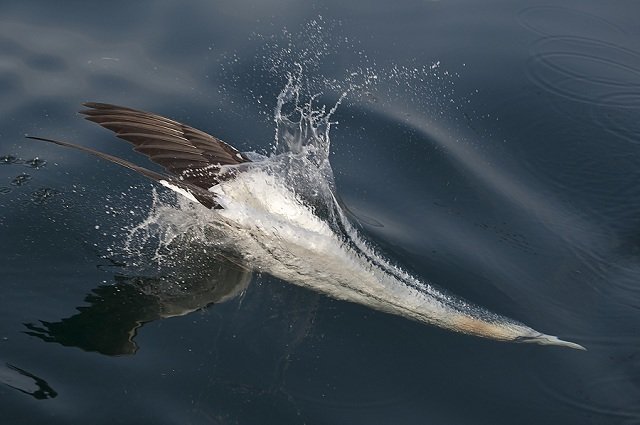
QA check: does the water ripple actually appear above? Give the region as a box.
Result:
[0,155,22,165]
[530,353,640,424]
[25,157,47,169]
[518,6,625,39]
[11,173,31,186]
[30,187,60,205]
[526,36,640,107]
[592,98,640,145]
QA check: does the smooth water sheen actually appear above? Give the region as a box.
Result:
[1,1,639,424]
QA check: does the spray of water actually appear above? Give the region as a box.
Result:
[117,67,346,273]
[106,22,584,349]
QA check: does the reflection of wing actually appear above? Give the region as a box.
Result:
[28,102,252,209]
[0,363,57,400]
[24,259,252,356]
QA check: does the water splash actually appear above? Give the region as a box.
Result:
[273,65,345,164]
[96,19,584,348]
[103,66,583,348]
[121,189,218,269]
[118,64,375,275]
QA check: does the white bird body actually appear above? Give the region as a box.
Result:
[210,167,583,348]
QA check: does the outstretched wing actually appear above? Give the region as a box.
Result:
[27,135,220,209]
[80,102,251,190]
[28,103,252,209]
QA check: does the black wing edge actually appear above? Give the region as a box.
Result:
[26,136,219,209]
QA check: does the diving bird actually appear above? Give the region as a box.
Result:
[28,102,585,350]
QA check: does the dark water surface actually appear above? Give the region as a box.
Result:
[2,1,640,424]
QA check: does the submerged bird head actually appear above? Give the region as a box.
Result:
[447,312,586,350]
[515,333,586,350]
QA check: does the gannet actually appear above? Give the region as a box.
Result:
[29,102,585,350]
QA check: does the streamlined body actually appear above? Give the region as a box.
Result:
[30,102,584,349]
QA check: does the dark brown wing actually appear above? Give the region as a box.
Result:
[27,136,219,209]
[80,102,251,189]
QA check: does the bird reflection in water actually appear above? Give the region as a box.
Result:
[24,258,251,356]
[0,363,57,400]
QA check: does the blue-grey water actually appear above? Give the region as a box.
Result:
[1,1,640,424]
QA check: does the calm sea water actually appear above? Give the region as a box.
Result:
[1,1,640,424]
